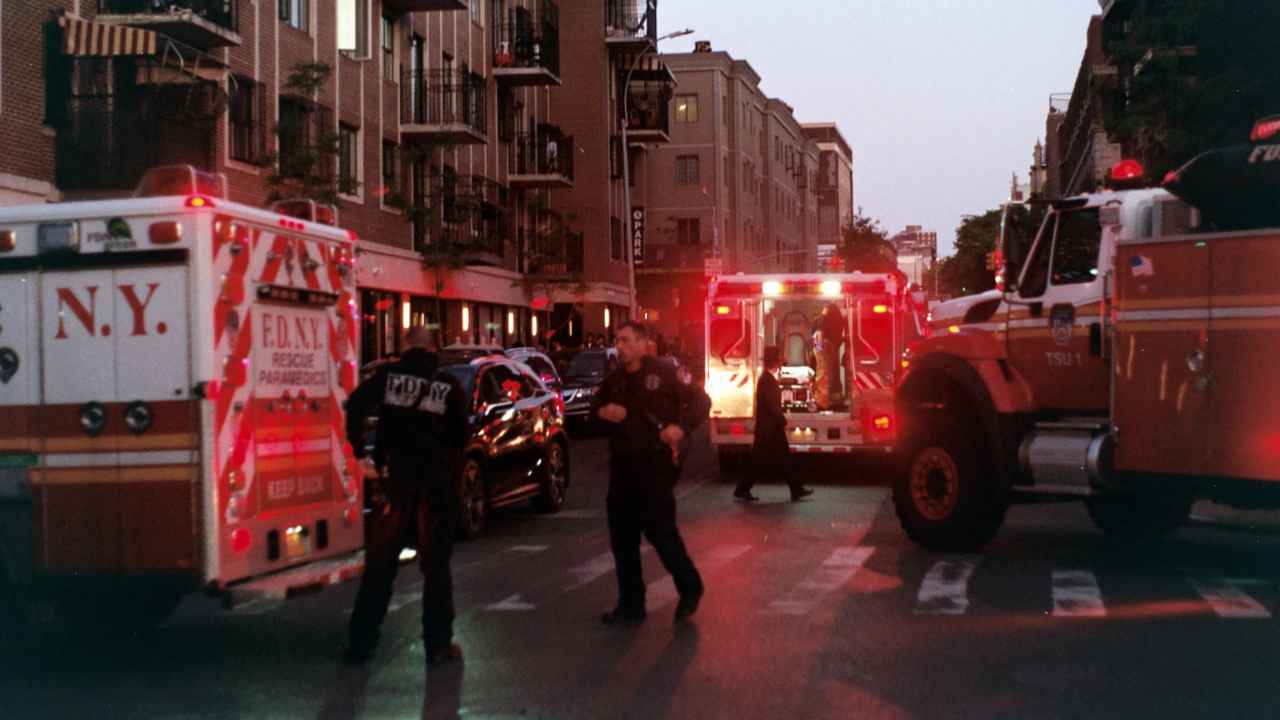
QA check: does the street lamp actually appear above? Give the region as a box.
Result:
[622,27,693,315]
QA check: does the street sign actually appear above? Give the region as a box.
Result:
[631,207,646,267]
[704,257,723,276]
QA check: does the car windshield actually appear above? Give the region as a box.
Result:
[566,352,608,380]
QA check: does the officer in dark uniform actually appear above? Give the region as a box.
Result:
[343,327,467,666]
[592,321,711,624]
[735,345,814,502]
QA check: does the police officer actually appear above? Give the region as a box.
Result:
[593,321,711,625]
[343,327,467,666]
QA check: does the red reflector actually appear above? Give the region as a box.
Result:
[230,528,253,554]
[1110,159,1144,182]
[0,230,14,253]
[730,423,746,436]
[344,505,361,527]
[873,415,893,432]
[1162,170,1180,186]
[1251,116,1280,143]
[149,221,182,245]
[185,196,215,209]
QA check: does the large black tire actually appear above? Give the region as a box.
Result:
[456,456,488,541]
[1085,491,1191,543]
[893,418,1007,551]
[533,439,570,514]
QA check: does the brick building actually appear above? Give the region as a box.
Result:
[628,43,837,360]
[801,122,854,265]
[5,0,579,362]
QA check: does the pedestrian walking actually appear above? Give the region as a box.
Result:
[343,327,468,666]
[735,345,813,502]
[592,321,711,625]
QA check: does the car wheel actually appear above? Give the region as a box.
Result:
[457,457,488,541]
[892,418,1006,551]
[534,440,570,513]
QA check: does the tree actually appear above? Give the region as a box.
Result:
[836,208,897,274]
[939,203,1047,298]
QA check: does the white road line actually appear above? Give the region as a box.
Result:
[485,594,538,612]
[564,549,647,593]
[763,546,875,616]
[915,557,981,616]
[1191,579,1272,619]
[387,582,424,613]
[508,545,549,553]
[1052,570,1107,618]
[645,544,752,610]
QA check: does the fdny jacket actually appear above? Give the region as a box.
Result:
[345,348,467,461]
[591,355,711,458]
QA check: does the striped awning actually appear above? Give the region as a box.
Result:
[59,15,159,57]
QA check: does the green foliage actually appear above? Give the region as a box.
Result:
[938,204,1046,298]
[836,208,897,274]
[263,62,343,205]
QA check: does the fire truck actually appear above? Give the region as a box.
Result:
[706,272,926,472]
[0,167,365,623]
[893,118,1280,550]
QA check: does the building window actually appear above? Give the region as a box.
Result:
[338,0,370,57]
[674,94,698,123]
[382,15,397,82]
[723,95,729,126]
[471,0,482,25]
[676,155,699,185]
[229,76,264,164]
[280,0,309,31]
[610,216,623,260]
[382,141,399,199]
[677,218,700,246]
[339,124,359,195]
[278,96,312,168]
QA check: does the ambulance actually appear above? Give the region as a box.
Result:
[892,118,1280,550]
[0,167,365,622]
[706,272,925,472]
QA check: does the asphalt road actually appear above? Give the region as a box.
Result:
[6,430,1280,719]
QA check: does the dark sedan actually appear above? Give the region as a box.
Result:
[559,348,618,432]
[439,356,571,539]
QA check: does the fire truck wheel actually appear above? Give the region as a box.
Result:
[894,419,1006,551]
[456,456,488,541]
[1085,491,1191,543]
[534,439,571,513]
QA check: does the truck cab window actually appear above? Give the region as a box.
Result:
[1050,208,1102,286]
[1017,217,1055,298]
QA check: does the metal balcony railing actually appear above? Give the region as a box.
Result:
[624,85,670,136]
[494,3,560,78]
[605,0,655,42]
[401,69,488,136]
[98,0,237,34]
[511,128,574,181]
[523,223,583,277]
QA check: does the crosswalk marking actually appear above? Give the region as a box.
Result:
[915,557,980,616]
[1191,579,1273,619]
[486,594,538,612]
[645,544,753,610]
[1052,570,1106,618]
[509,545,549,553]
[563,550,648,593]
[764,546,875,616]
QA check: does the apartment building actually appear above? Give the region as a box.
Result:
[801,123,854,255]
[6,0,577,361]
[628,43,832,358]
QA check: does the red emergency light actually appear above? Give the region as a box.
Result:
[1109,159,1145,183]
[185,195,215,209]
[1251,116,1280,143]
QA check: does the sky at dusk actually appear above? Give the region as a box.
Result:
[658,0,1103,257]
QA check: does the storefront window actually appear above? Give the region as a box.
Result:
[360,289,400,364]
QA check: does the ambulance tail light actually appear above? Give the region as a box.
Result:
[715,305,732,316]
[0,230,14,253]
[872,414,893,432]
[149,221,182,245]
[872,304,889,314]
[230,528,253,554]
[185,195,216,209]
[1251,116,1280,143]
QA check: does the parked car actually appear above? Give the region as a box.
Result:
[439,342,505,366]
[505,347,565,395]
[560,348,619,432]
[439,356,571,539]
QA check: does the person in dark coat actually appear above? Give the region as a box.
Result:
[592,321,711,625]
[821,302,847,407]
[735,345,814,502]
[343,327,468,667]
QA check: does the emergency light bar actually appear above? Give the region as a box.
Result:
[713,278,891,298]
[256,284,340,306]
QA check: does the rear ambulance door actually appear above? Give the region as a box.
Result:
[37,263,195,573]
[1112,199,1213,476]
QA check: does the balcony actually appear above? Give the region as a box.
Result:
[96,0,240,49]
[623,82,670,144]
[54,63,221,193]
[401,69,488,145]
[509,127,574,190]
[383,0,465,12]
[493,4,561,87]
[640,243,705,272]
[604,0,655,53]
[522,217,584,278]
